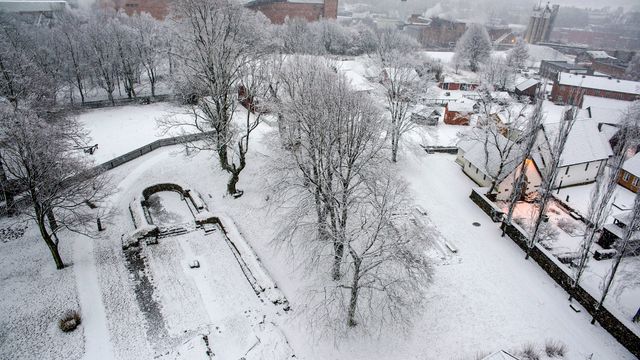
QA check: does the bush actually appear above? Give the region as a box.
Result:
[544,339,566,358]
[59,310,81,332]
[520,343,541,360]
[557,218,578,235]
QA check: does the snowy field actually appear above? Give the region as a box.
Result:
[76,102,194,164]
[0,103,637,359]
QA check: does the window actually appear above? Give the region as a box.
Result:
[565,166,570,175]
[623,172,630,181]
[585,163,589,171]
[633,177,639,187]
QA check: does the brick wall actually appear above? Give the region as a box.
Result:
[550,82,640,106]
[248,1,336,24]
[591,61,627,79]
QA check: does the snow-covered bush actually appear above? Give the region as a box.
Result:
[519,343,541,360]
[556,218,578,235]
[544,339,566,358]
[59,310,81,332]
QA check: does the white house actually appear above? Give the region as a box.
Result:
[536,119,613,189]
[457,130,542,201]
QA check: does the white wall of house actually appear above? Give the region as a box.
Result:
[554,159,606,188]
[458,154,492,188]
[496,161,543,201]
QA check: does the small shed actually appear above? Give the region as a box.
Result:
[514,78,540,99]
[444,98,476,125]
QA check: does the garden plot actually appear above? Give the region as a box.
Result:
[137,228,283,358]
[146,191,194,228]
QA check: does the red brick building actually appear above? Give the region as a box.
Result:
[550,72,640,106]
[99,0,170,19]
[591,60,627,79]
[444,98,476,125]
[246,0,338,24]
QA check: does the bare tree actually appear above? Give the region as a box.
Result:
[54,10,91,105]
[168,0,273,196]
[272,60,432,334]
[507,37,529,70]
[85,11,120,105]
[275,58,386,280]
[502,98,544,235]
[375,27,419,65]
[569,104,639,301]
[382,60,420,163]
[625,52,640,81]
[481,57,515,91]
[525,109,576,259]
[305,172,432,335]
[454,23,492,73]
[592,194,640,324]
[0,107,109,269]
[129,12,166,98]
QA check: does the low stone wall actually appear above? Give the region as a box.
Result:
[77,94,176,109]
[499,218,640,357]
[94,131,215,174]
[469,188,504,222]
[423,146,459,154]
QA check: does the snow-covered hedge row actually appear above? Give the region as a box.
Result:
[215,213,288,308]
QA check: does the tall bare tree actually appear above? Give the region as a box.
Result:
[0,107,109,269]
[526,109,576,259]
[168,0,273,196]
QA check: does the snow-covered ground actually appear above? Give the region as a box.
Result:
[503,198,640,334]
[77,102,194,164]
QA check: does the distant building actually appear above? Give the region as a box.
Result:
[99,0,171,19]
[539,60,589,80]
[404,16,466,49]
[523,3,559,44]
[0,0,67,24]
[246,0,338,24]
[550,72,640,106]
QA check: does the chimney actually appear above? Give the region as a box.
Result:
[323,0,338,19]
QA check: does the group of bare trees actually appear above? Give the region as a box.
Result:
[271,58,432,335]
[1,9,169,107]
[0,13,111,269]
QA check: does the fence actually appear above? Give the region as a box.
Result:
[423,146,459,154]
[74,94,177,110]
[93,131,215,173]
[470,189,640,357]
[0,131,215,214]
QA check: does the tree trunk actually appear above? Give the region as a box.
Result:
[226,170,239,196]
[38,219,64,269]
[0,156,15,216]
[332,241,344,280]
[347,257,361,327]
[46,209,58,231]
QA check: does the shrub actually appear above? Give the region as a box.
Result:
[557,218,578,235]
[59,310,81,332]
[544,339,566,358]
[520,343,541,360]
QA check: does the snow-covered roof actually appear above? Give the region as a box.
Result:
[585,50,615,60]
[447,98,476,113]
[442,71,479,85]
[341,69,375,92]
[458,129,522,179]
[582,95,633,111]
[383,67,419,81]
[557,73,640,96]
[515,78,540,92]
[623,153,640,176]
[0,0,66,12]
[481,350,521,360]
[582,96,633,126]
[542,119,613,166]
